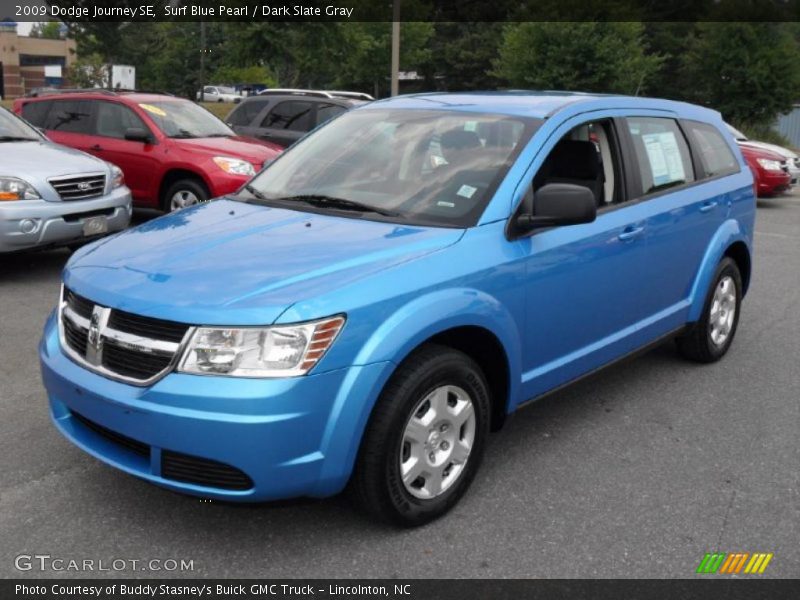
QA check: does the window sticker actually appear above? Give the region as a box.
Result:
[139,103,167,117]
[437,200,456,207]
[457,184,477,198]
[642,131,685,186]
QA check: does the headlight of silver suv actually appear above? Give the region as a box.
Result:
[0,176,41,201]
[110,164,125,189]
[177,316,345,377]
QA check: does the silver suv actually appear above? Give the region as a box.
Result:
[0,107,131,253]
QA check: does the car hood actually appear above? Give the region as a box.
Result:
[1,140,109,178]
[171,135,282,165]
[64,199,463,326]
[739,141,796,160]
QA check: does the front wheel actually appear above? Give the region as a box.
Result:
[351,344,491,526]
[162,178,209,212]
[677,257,742,362]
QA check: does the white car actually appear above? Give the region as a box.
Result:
[197,86,241,103]
[727,124,800,186]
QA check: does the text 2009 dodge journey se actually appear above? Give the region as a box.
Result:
[40,92,755,525]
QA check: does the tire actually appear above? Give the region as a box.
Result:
[676,257,742,363]
[162,178,209,213]
[351,344,491,527]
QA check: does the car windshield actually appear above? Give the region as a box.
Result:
[138,100,234,139]
[0,107,42,142]
[237,108,539,227]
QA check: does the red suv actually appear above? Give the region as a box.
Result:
[14,91,282,211]
[738,143,792,197]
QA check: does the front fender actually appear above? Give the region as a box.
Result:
[688,218,752,322]
[311,288,522,496]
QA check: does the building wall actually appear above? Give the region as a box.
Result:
[0,23,75,99]
[776,106,800,150]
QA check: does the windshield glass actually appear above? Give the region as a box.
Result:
[0,107,42,141]
[139,100,234,139]
[237,108,538,227]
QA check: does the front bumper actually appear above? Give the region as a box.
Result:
[39,313,389,501]
[756,170,792,197]
[0,187,131,252]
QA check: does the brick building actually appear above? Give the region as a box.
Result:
[0,20,76,99]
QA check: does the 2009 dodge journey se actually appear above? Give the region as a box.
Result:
[40,92,755,525]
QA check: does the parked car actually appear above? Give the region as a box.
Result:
[738,144,791,197]
[727,124,800,186]
[226,89,370,147]
[197,86,242,103]
[0,106,130,253]
[14,91,281,211]
[40,92,755,526]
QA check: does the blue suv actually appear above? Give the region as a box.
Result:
[39,92,755,525]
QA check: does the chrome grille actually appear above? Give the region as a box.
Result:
[59,287,192,385]
[49,173,106,201]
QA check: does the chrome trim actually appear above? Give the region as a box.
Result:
[58,288,195,387]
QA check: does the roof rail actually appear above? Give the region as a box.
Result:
[257,88,334,99]
[27,88,117,98]
[327,91,374,101]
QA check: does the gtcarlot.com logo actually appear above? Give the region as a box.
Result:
[14,554,195,572]
[696,552,773,575]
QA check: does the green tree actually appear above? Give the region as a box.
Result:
[29,21,63,39]
[66,53,107,88]
[426,23,504,91]
[682,23,800,126]
[494,22,662,95]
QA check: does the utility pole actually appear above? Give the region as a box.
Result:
[390,0,401,97]
[199,20,207,101]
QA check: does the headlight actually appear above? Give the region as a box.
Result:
[178,315,345,377]
[0,177,41,201]
[213,156,256,176]
[110,164,125,189]
[756,158,783,172]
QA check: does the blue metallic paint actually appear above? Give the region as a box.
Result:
[40,92,756,501]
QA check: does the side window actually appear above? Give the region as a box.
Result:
[204,87,215,94]
[261,101,313,132]
[316,103,346,126]
[95,101,148,139]
[21,100,52,127]
[228,100,268,126]
[532,119,621,207]
[626,117,695,195]
[683,120,740,178]
[42,100,95,134]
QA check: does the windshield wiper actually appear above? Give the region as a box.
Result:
[282,194,400,217]
[0,135,39,142]
[242,184,269,202]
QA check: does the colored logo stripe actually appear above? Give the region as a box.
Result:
[696,552,773,574]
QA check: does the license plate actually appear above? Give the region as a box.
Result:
[82,215,108,237]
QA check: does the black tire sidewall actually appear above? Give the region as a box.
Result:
[162,179,209,212]
[701,258,743,360]
[373,349,491,525]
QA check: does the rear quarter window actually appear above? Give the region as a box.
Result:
[21,100,52,126]
[683,120,740,178]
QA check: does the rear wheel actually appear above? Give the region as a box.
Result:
[677,257,742,362]
[351,344,491,526]
[162,178,209,212]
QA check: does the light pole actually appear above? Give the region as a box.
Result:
[390,0,400,96]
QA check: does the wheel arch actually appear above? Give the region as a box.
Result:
[688,219,753,322]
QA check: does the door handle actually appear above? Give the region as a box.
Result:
[618,226,645,242]
[699,201,718,213]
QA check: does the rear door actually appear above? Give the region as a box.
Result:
[620,115,728,338]
[41,99,97,154]
[89,100,160,204]
[255,99,314,147]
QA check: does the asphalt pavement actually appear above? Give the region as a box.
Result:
[1,195,798,579]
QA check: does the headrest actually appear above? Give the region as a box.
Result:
[440,129,482,153]
[549,140,599,180]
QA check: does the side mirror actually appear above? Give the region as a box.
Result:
[515,183,597,232]
[124,127,153,144]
